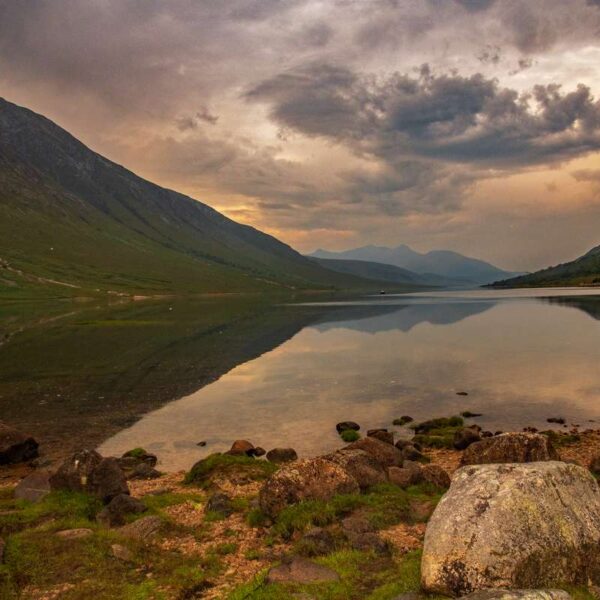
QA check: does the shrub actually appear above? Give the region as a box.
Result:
[340,429,360,443]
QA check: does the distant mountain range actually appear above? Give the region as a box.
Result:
[491,245,600,288]
[0,98,405,298]
[310,245,522,285]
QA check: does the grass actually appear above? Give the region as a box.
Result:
[185,453,278,487]
[226,549,436,600]
[410,416,465,449]
[268,483,443,540]
[0,487,226,599]
[540,430,581,447]
[123,447,149,458]
[340,429,360,443]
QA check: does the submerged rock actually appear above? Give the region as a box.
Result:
[0,422,39,465]
[421,461,600,595]
[266,448,298,464]
[461,433,559,466]
[259,458,359,518]
[336,421,360,433]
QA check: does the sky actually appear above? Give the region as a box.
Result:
[1,0,600,271]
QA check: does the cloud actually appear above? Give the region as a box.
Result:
[248,63,600,168]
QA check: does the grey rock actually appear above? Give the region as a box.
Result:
[421,462,600,596]
[87,457,129,503]
[15,470,51,503]
[127,463,161,481]
[259,458,359,518]
[121,449,157,467]
[387,466,416,488]
[49,449,103,494]
[266,556,340,584]
[461,433,558,466]
[323,448,387,490]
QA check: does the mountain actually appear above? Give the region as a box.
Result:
[491,245,600,288]
[310,244,521,284]
[0,98,393,299]
[309,257,462,287]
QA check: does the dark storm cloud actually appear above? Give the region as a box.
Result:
[248,63,600,167]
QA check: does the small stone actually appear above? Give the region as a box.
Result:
[454,427,481,450]
[401,444,426,462]
[127,463,161,480]
[266,556,340,584]
[367,429,394,445]
[97,494,147,527]
[15,470,51,503]
[120,516,162,541]
[266,448,298,463]
[547,417,566,425]
[456,392,469,396]
[251,447,266,457]
[55,528,93,539]
[227,440,255,456]
[206,492,233,517]
[196,441,207,447]
[298,527,337,556]
[111,543,134,562]
[388,465,419,488]
[349,531,390,555]
[336,421,360,433]
[344,437,403,468]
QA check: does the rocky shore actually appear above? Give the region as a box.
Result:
[1,417,600,599]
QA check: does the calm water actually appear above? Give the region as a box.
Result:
[93,288,600,470]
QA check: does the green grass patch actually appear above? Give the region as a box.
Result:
[272,482,443,539]
[540,430,581,447]
[410,416,463,433]
[409,416,465,449]
[123,447,149,458]
[185,453,277,487]
[340,429,360,443]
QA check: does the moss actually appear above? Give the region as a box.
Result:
[540,430,580,446]
[410,416,464,433]
[340,429,360,443]
[184,453,277,486]
[215,542,238,555]
[412,433,455,449]
[123,447,148,458]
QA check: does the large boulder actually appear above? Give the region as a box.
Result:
[49,449,103,493]
[87,457,129,503]
[323,448,387,490]
[50,451,128,503]
[421,462,600,596]
[345,437,403,468]
[461,433,558,466]
[0,422,38,464]
[259,458,359,518]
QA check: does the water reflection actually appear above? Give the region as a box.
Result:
[98,290,600,471]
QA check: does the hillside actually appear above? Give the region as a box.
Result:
[0,98,386,299]
[491,245,600,288]
[310,244,521,285]
[309,257,462,287]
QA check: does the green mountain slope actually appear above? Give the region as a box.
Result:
[0,98,383,299]
[491,245,600,288]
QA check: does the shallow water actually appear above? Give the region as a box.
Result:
[94,288,600,471]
